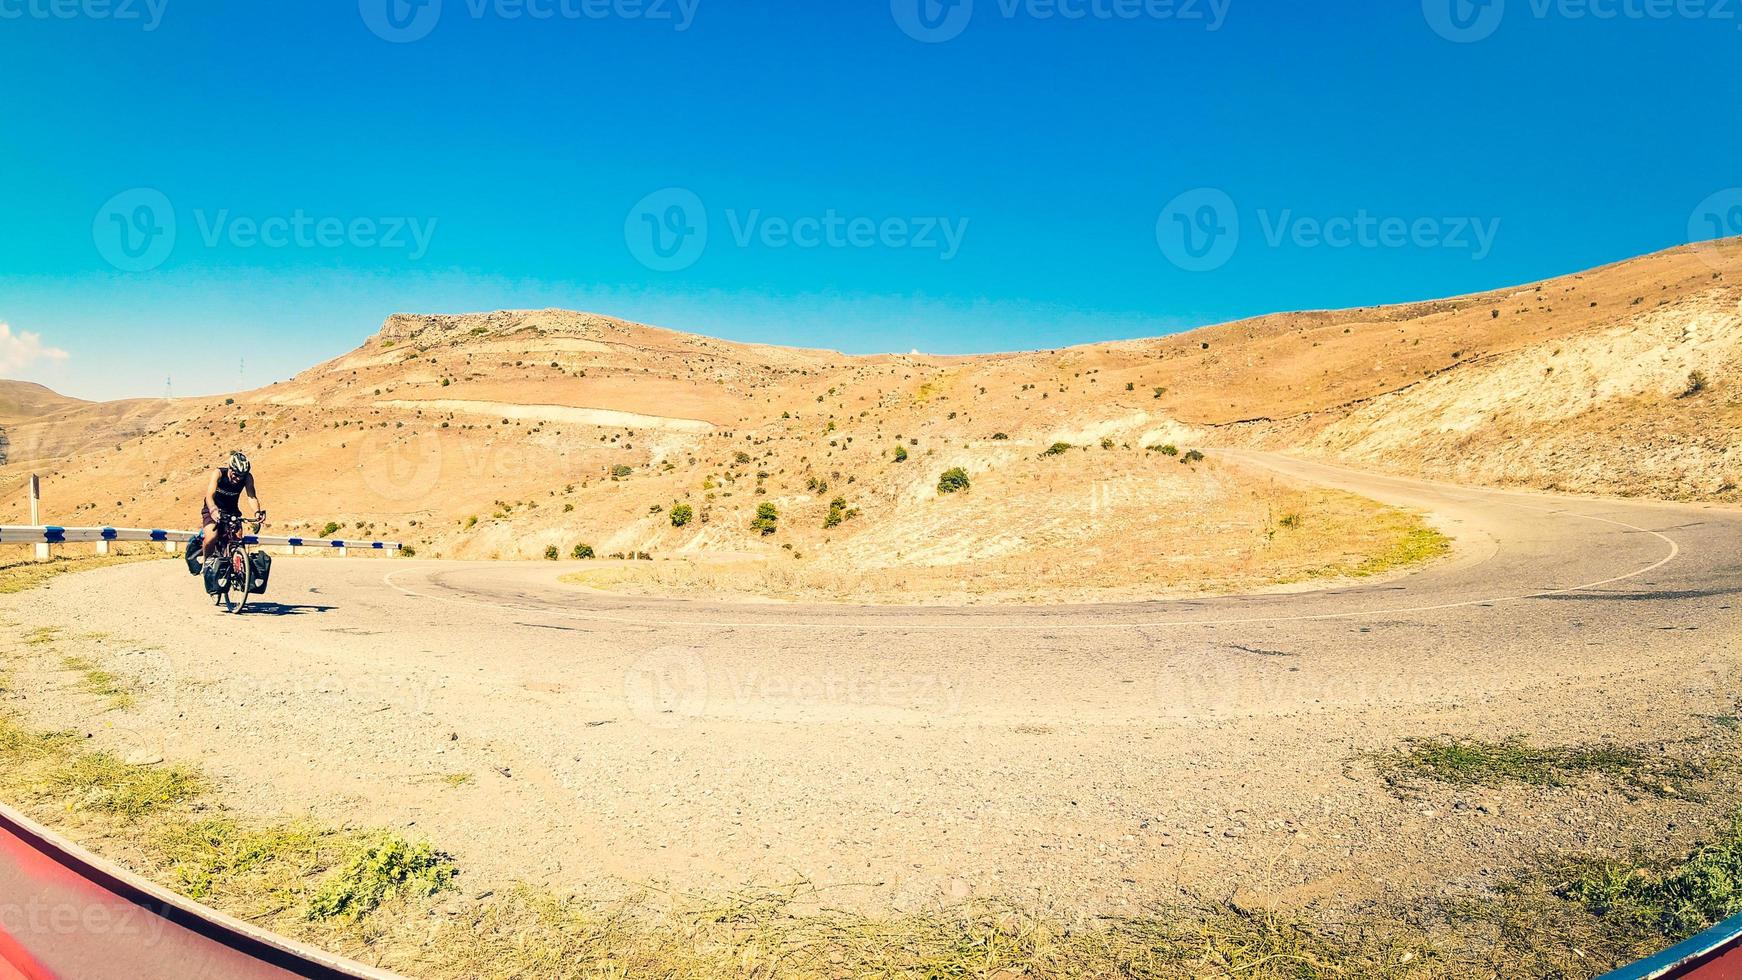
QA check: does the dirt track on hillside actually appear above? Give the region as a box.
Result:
[4,452,1739,920]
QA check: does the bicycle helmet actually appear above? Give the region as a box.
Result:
[227,451,251,476]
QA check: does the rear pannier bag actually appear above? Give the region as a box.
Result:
[248,551,273,595]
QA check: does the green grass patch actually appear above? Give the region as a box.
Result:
[1562,811,1742,940]
[1352,527,1452,576]
[1445,812,1742,974]
[306,834,458,922]
[1373,736,1707,798]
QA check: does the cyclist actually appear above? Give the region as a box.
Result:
[185,451,265,572]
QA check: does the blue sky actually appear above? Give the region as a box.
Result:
[1,0,1738,400]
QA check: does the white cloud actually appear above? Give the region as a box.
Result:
[0,322,70,375]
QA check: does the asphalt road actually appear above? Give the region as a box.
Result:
[10,452,1740,916]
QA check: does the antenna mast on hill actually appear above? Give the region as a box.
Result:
[164,376,172,401]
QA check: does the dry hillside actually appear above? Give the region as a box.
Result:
[3,238,1736,598]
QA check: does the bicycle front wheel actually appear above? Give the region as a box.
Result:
[223,546,252,614]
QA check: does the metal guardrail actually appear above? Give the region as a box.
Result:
[0,526,402,553]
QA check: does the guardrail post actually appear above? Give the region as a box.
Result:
[339,545,348,558]
[96,539,110,556]
[29,475,47,561]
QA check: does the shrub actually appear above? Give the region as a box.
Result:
[1043,442,1072,457]
[823,496,849,529]
[572,544,595,560]
[1278,513,1302,529]
[992,432,1009,440]
[320,522,342,537]
[751,503,780,535]
[1153,387,1166,399]
[893,445,909,463]
[611,465,633,479]
[544,545,560,561]
[937,468,971,494]
[735,451,752,464]
[397,546,417,558]
[670,504,694,527]
[1148,444,1180,456]
[305,835,456,923]
[1100,438,1115,450]
[1181,449,1206,464]
[1683,370,1709,398]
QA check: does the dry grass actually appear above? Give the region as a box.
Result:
[61,654,138,711]
[0,547,169,594]
[565,477,1450,605]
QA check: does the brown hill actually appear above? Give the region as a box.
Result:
[0,380,84,425]
[3,238,1736,599]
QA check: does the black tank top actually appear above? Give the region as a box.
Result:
[213,470,245,513]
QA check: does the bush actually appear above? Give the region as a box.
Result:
[893,445,909,463]
[320,522,342,537]
[1683,370,1709,398]
[396,546,417,558]
[611,465,633,479]
[1043,442,1072,457]
[544,545,560,561]
[305,835,456,923]
[1148,444,1180,456]
[670,504,694,527]
[937,468,971,494]
[751,503,779,535]
[823,497,849,529]
[1100,438,1115,450]
[1181,449,1206,464]
[572,544,595,560]
[992,432,1009,440]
